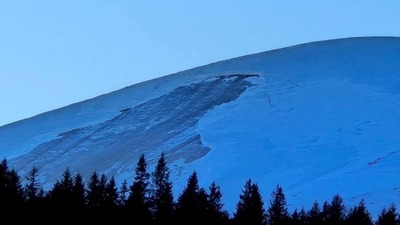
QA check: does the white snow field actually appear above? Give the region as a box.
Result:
[0,37,399,216]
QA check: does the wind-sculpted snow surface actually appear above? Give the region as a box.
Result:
[1,37,400,217]
[9,75,256,187]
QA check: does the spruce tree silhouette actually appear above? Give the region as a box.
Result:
[267,185,289,225]
[308,200,323,225]
[126,154,153,224]
[71,172,86,210]
[99,174,107,204]
[207,182,230,225]
[104,176,118,209]
[291,208,307,225]
[322,194,346,225]
[0,158,10,205]
[24,166,44,209]
[345,199,373,225]
[151,153,174,225]
[86,171,103,209]
[118,179,129,206]
[0,159,23,211]
[49,168,74,209]
[376,204,398,225]
[86,172,109,220]
[298,207,308,225]
[233,179,265,225]
[175,171,208,225]
[321,200,330,225]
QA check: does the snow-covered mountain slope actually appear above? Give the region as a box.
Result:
[1,37,400,216]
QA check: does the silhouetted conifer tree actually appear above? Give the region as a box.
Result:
[87,171,103,209]
[0,159,23,210]
[323,194,346,225]
[299,207,308,225]
[118,179,128,206]
[50,168,74,209]
[233,179,265,225]
[72,172,86,209]
[321,200,330,225]
[345,199,373,225]
[308,200,323,225]
[199,187,210,223]
[208,182,224,213]
[376,204,398,225]
[6,169,24,208]
[24,166,43,204]
[127,154,152,224]
[267,185,290,225]
[99,173,107,200]
[23,166,50,213]
[291,208,307,225]
[207,182,230,225]
[151,153,174,225]
[105,176,118,209]
[176,171,208,224]
[0,159,9,200]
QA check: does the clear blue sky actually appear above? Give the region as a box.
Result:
[1,1,399,126]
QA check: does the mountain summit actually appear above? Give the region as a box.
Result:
[1,37,399,216]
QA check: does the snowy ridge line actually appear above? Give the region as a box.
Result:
[0,37,400,217]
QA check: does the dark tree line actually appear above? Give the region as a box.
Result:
[0,155,399,224]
